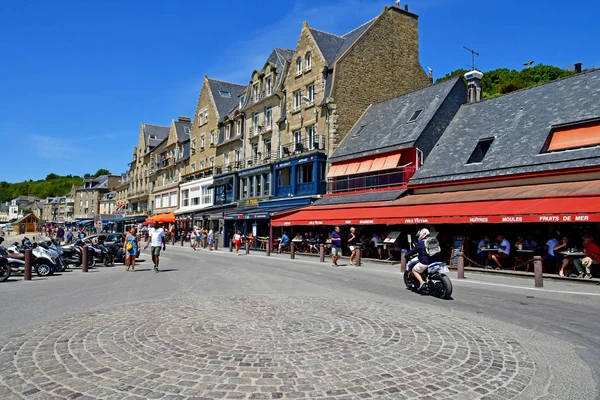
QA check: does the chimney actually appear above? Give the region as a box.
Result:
[395,0,400,7]
[178,116,192,124]
[574,62,582,73]
[464,70,484,103]
[404,4,409,11]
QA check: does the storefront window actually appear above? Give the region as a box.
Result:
[181,190,189,207]
[202,187,211,204]
[264,173,271,196]
[298,163,313,184]
[278,168,291,187]
[242,178,248,199]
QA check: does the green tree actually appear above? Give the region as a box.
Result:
[93,169,111,177]
[435,68,469,84]
[45,173,60,180]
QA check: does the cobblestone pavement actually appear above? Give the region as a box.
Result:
[0,296,545,400]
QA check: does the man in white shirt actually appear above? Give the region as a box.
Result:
[145,221,166,272]
[489,234,510,268]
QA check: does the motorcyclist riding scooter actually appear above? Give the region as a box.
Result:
[405,228,439,290]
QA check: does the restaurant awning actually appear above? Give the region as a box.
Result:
[271,195,600,226]
[224,204,304,220]
[327,152,403,178]
[145,213,175,224]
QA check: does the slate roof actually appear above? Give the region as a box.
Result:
[174,121,192,142]
[143,124,170,141]
[410,69,600,186]
[310,189,406,206]
[207,78,246,119]
[330,78,466,162]
[77,175,109,190]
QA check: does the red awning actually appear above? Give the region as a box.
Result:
[271,196,600,226]
[327,151,404,178]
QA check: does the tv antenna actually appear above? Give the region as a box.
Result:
[463,46,480,70]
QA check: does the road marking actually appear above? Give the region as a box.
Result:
[457,279,600,296]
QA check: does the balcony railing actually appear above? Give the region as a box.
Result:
[278,135,324,158]
[327,167,416,194]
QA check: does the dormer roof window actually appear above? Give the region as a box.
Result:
[407,109,423,123]
[543,120,600,153]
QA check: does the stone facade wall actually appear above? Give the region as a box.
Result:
[330,8,431,155]
[189,78,219,172]
[283,26,328,154]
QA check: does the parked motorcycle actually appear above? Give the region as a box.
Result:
[60,240,96,268]
[403,256,453,299]
[6,241,57,277]
[38,240,66,272]
[0,249,10,282]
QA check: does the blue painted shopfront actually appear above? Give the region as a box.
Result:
[273,152,327,199]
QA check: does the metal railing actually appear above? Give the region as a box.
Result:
[327,167,416,193]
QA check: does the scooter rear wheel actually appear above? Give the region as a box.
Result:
[0,264,11,282]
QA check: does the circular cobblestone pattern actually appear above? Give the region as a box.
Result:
[0,297,536,399]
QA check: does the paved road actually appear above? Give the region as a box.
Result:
[0,245,599,399]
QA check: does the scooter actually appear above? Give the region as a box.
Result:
[6,242,57,277]
[60,240,96,268]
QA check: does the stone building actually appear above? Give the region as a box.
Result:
[177,77,245,229]
[8,196,40,220]
[74,175,120,219]
[282,5,431,158]
[114,172,130,214]
[151,117,192,215]
[99,192,117,215]
[127,123,170,215]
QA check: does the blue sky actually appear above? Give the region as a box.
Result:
[1,0,598,183]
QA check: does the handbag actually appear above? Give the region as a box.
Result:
[126,242,133,251]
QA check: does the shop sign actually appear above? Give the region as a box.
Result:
[275,155,317,169]
[238,165,271,177]
[272,213,600,227]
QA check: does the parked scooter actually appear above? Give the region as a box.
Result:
[6,241,57,277]
[60,240,96,268]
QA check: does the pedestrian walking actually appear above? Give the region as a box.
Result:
[66,230,73,244]
[124,227,140,272]
[331,226,342,267]
[348,227,358,266]
[191,227,198,250]
[208,228,214,250]
[145,221,166,273]
[234,230,242,255]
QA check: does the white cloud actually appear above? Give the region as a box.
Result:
[28,134,96,160]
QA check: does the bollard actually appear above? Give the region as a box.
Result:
[24,249,32,281]
[356,247,362,267]
[82,245,89,272]
[214,234,219,251]
[457,251,465,279]
[266,239,270,257]
[319,244,325,263]
[534,256,543,288]
[400,251,406,272]
[229,239,233,252]
[291,243,295,259]
[181,234,184,246]
[245,240,249,255]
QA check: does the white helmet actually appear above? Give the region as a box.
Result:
[417,228,430,241]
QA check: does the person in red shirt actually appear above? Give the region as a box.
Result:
[574,236,599,279]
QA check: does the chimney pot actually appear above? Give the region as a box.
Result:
[464,70,484,103]
[404,4,409,11]
[574,62,582,73]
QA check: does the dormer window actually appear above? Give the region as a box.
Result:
[265,76,272,95]
[225,124,231,140]
[543,120,600,152]
[467,138,494,164]
[184,127,191,134]
[253,84,259,102]
[296,57,302,75]
[305,52,312,71]
[407,109,423,123]
[239,95,246,108]
[219,90,231,97]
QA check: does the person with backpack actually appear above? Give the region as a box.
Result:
[405,228,440,290]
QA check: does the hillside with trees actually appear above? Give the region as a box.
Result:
[0,169,111,202]
[436,64,576,99]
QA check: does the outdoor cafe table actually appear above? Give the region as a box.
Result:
[478,248,499,252]
[560,251,587,258]
[515,249,535,272]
